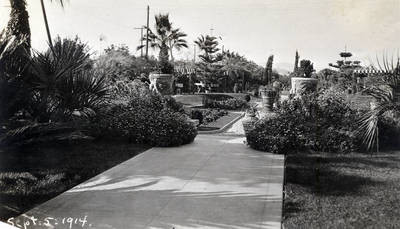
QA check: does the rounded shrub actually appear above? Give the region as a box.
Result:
[90,93,197,147]
[247,91,361,154]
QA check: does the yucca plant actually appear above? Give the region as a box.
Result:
[55,69,109,119]
[357,54,400,152]
[29,36,108,121]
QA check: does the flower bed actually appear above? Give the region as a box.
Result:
[204,98,249,110]
[190,108,228,125]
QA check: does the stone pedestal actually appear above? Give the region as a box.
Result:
[290,77,318,96]
[149,73,174,95]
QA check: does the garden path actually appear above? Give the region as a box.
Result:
[13,133,284,229]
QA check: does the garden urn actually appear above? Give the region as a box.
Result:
[242,112,259,134]
[290,77,318,96]
[260,88,277,113]
[149,73,174,95]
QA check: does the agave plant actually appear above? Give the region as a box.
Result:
[357,54,400,152]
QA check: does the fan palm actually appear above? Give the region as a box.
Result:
[169,28,188,61]
[357,54,400,152]
[137,14,188,63]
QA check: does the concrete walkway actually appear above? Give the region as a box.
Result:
[15,135,284,229]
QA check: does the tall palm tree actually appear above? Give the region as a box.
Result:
[6,0,30,48]
[138,14,188,63]
[7,0,64,49]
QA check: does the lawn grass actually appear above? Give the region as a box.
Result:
[0,141,149,221]
[283,151,400,228]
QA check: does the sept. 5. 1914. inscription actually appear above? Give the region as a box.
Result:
[7,215,93,229]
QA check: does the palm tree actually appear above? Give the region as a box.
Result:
[138,14,188,63]
[7,0,64,49]
[6,0,30,48]
[357,54,400,152]
[168,28,188,61]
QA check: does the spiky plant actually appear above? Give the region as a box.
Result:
[30,36,108,121]
[357,54,400,152]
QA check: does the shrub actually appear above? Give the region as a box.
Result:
[247,91,361,154]
[205,98,249,110]
[190,110,203,124]
[90,93,197,147]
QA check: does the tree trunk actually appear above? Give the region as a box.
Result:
[169,41,174,62]
[40,0,53,48]
[170,48,174,62]
[159,43,169,63]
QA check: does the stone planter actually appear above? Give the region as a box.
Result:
[149,73,174,95]
[242,113,259,135]
[290,77,318,96]
[260,89,277,113]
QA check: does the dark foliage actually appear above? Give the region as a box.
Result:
[90,93,197,147]
[6,0,31,49]
[0,32,31,122]
[28,37,108,122]
[378,115,400,150]
[247,91,361,154]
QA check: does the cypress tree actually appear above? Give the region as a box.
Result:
[265,55,274,85]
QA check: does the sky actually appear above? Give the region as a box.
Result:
[1,0,400,71]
